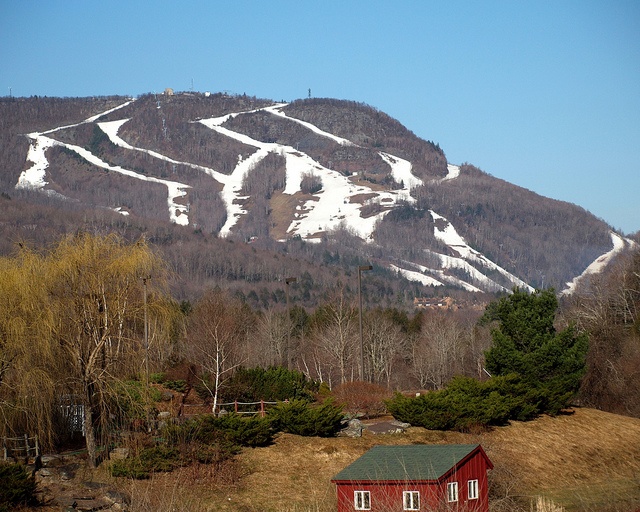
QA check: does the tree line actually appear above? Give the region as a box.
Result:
[4,232,635,468]
[0,232,490,466]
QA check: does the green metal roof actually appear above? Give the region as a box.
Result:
[332,444,481,482]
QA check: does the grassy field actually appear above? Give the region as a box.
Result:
[111,407,640,512]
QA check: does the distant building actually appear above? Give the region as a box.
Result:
[413,296,455,310]
[164,88,174,96]
[332,444,493,512]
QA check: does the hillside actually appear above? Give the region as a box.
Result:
[36,408,640,512]
[0,93,634,304]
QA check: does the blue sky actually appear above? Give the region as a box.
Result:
[2,0,639,234]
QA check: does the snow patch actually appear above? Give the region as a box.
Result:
[430,210,533,292]
[390,264,443,287]
[443,164,460,181]
[16,136,56,189]
[562,232,637,295]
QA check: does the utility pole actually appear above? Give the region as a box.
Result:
[142,276,150,431]
[358,265,372,381]
[284,277,297,370]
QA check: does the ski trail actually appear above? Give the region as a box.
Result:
[429,210,533,292]
[562,232,638,295]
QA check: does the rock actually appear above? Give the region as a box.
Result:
[391,419,411,429]
[59,463,79,480]
[109,447,129,460]
[83,481,108,490]
[338,418,363,437]
[364,420,410,435]
[74,497,110,511]
[157,411,171,420]
[56,496,79,508]
[104,490,131,506]
[41,454,64,467]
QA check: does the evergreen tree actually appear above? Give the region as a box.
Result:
[481,288,588,414]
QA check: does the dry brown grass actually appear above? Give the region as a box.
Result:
[108,407,640,512]
[269,192,307,240]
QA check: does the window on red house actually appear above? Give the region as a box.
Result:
[403,490,420,510]
[468,479,479,500]
[354,490,370,510]
[447,482,459,502]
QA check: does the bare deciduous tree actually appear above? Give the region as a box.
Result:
[184,289,251,413]
[309,289,358,385]
[411,312,467,390]
[250,307,289,368]
[364,311,404,387]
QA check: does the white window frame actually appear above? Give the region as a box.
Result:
[354,490,371,510]
[447,481,459,502]
[403,490,420,510]
[468,479,479,500]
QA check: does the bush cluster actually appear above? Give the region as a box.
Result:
[389,289,590,432]
[268,399,345,437]
[0,462,37,510]
[386,375,538,431]
[110,445,183,479]
[111,398,344,479]
[222,366,319,403]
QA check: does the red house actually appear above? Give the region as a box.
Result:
[332,444,493,512]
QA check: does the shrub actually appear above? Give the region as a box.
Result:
[110,445,183,479]
[149,372,165,384]
[300,172,322,194]
[163,413,275,448]
[0,462,37,510]
[268,398,345,437]
[163,379,188,393]
[196,414,275,447]
[223,366,319,403]
[110,458,149,480]
[386,375,538,431]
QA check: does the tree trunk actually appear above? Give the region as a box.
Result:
[83,399,97,468]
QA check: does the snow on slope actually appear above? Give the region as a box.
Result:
[17,136,56,190]
[14,98,524,293]
[18,100,136,191]
[443,164,460,181]
[391,261,484,292]
[18,96,550,294]
[562,232,638,295]
[98,118,254,234]
[263,104,355,146]
[429,210,533,292]
[16,99,192,225]
[19,134,191,225]
[389,264,444,287]
[199,104,421,240]
[18,99,428,241]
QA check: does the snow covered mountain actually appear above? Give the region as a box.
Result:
[4,92,633,296]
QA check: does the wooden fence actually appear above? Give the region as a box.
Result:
[218,400,279,417]
[180,400,279,417]
[2,434,39,462]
